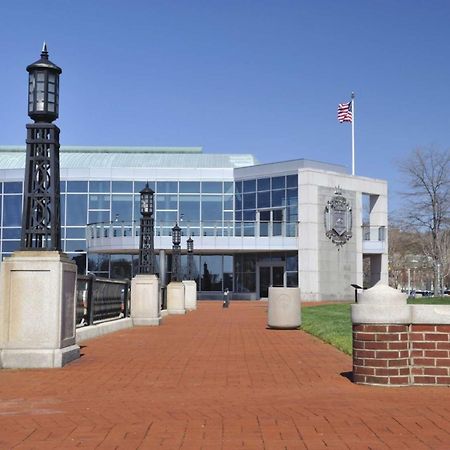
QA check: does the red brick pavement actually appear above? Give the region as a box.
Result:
[0,301,449,449]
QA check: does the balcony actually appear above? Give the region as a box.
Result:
[86,220,299,253]
[362,225,387,254]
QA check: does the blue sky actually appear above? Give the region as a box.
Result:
[2,1,450,212]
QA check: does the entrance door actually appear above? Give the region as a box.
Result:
[258,265,285,298]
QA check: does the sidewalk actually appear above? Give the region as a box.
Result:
[1,301,449,449]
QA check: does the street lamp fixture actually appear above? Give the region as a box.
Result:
[138,183,155,274]
[187,236,194,280]
[171,223,182,281]
[21,43,62,250]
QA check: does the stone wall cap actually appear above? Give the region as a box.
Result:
[358,283,407,305]
[411,305,450,324]
[352,304,412,324]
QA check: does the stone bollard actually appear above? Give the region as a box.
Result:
[131,274,162,326]
[267,287,301,329]
[182,280,197,311]
[167,281,186,315]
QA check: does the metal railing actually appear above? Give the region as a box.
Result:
[86,219,299,242]
[76,274,130,327]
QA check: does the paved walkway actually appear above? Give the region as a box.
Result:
[1,302,450,449]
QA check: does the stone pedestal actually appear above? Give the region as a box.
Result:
[167,282,186,315]
[182,280,197,311]
[267,287,301,329]
[131,274,162,326]
[0,251,80,369]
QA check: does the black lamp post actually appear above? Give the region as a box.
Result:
[138,183,155,274]
[21,43,62,250]
[171,223,181,282]
[187,236,194,280]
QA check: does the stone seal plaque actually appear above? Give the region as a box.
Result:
[324,187,352,248]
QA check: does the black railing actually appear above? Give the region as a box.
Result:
[76,274,130,327]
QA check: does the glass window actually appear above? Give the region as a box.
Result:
[88,210,110,223]
[257,178,270,191]
[223,195,233,210]
[272,190,285,207]
[243,179,256,192]
[179,182,200,193]
[243,193,256,209]
[287,174,298,188]
[65,227,86,239]
[201,195,222,221]
[157,181,177,193]
[112,181,133,193]
[224,182,233,194]
[202,182,222,194]
[287,188,298,207]
[157,194,177,210]
[4,182,22,194]
[61,195,65,226]
[67,181,88,192]
[156,211,177,223]
[111,195,133,221]
[2,241,20,253]
[110,254,132,279]
[235,193,242,210]
[257,191,270,208]
[272,176,285,190]
[200,255,222,291]
[179,195,200,223]
[89,194,110,210]
[65,240,86,252]
[243,210,256,220]
[89,180,110,192]
[88,254,109,272]
[223,255,233,273]
[3,196,22,226]
[3,228,21,239]
[134,181,156,193]
[65,194,87,226]
[69,253,87,275]
[286,254,298,271]
[60,181,66,192]
[287,272,298,287]
[235,181,242,194]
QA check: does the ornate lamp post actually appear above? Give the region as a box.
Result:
[171,223,181,281]
[138,183,155,274]
[187,236,194,280]
[21,43,62,250]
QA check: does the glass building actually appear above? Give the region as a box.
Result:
[0,146,388,301]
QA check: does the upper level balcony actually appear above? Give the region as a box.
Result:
[86,220,299,253]
[362,225,387,254]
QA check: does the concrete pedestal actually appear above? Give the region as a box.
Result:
[267,287,301,329]
[131,274,162,326]
[0,251,80,368]
[182,280,197,311]
[167,282,186,315]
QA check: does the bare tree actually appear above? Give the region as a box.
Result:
[398,147,450,295]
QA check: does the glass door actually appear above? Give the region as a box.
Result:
[258,265,285,298]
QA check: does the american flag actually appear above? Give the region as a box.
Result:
[337,101,352,123]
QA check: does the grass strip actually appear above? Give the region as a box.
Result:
[301,297,450,356]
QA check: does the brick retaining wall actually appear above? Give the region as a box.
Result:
[353,324,450,386]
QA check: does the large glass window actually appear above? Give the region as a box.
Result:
[200,255,223,291]
[257,178,270,191]
[272,190,285,207]
[111,195,133,221]
[4,182,22,194]
[243,179,256,192]
[202,182,222,193]
[272,176,285,190]
[201,195,222,221]
[257,191,270,208]
[112,181,133,193]
[89,210,110,223]
[66,194,87,226]
[243,193,256,209]
[65,240,86,252]
[89,180,110,192]
[134,181,156,192]
[3,196,22,226]
[67,181,88,192]
[224,182,233,194]
[89,194,110,210]
[65,227,86,239]
[110,254,132,279]
[3,228,21,239]
[223,195,233,210]
[157,181,177,193]
[179,195,200,224]
[287,174,298,188]
[157,194,177,210]
[179,182,200,193]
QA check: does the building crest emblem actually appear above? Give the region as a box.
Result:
[324,187,352,248]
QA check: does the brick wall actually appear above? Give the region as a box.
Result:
[352,324,450,386]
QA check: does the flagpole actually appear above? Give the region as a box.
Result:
[351,92,355,176]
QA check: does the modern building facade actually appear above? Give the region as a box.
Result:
[0,145,387,301]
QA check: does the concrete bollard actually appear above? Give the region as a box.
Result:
[267,287,301,329]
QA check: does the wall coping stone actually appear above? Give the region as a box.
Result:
[358,283,407,305]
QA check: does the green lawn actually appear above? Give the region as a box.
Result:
[301,297,450,356]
